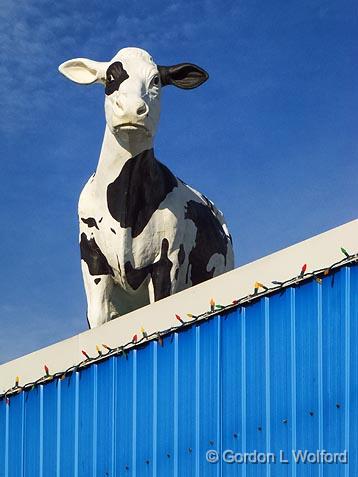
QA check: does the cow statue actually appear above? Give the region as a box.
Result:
[59,47,234,328]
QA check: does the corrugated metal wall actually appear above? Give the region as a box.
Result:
[0,264,357,476]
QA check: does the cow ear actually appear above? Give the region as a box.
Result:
[158,63,209,89]
[58,58,107,85]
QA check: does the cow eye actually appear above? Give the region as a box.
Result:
[107,74,114,82]
[149,75,160,88]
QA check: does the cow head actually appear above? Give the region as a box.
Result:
[59,47,208,139]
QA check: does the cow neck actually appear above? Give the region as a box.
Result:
[95,126,153,185]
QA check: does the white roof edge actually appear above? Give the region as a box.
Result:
[1,219,357,393]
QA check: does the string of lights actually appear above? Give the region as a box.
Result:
[1,247,357,403]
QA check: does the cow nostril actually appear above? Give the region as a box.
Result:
[137,103,148,116]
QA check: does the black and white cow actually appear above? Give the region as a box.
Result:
[59,47,234,328]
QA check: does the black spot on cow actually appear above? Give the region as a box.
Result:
[178,244,185,265]
[125,238,173,301]
[99,217,103,223]
[116,255,121,275]
[81,217,99,230]
[94,278,101,285]
[185,201,228,286]
[80,233,114,277]
[110,228,116,234]
[175,245,185,282]
[107,149,178,238]
[105,61,129,96]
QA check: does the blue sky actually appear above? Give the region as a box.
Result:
[0,0,356,363]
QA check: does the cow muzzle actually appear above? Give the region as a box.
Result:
[111,94,149,131]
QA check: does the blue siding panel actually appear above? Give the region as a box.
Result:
[198,317,221,477]
[322,268,347,477]
[221,308,243,477]
[289,288,297,477]
[269,290,292,476]
[295,280,320,477]
[135,342,155,477]
[0,398,7,477]
[59,372,77,477]
[96,358,115,477]
[177,326,197,477]
[78,366,96,477]
[8,392,24,477]
[246,300,266,477]
[156,335,175,476]
[115,351,134,476]
[23,387,41,477]
[1,263,357,476]
[349,266,358,475]
[42,381,57,477]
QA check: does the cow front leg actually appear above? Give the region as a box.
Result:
[79,232,118,327]
[81,262,115,328]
